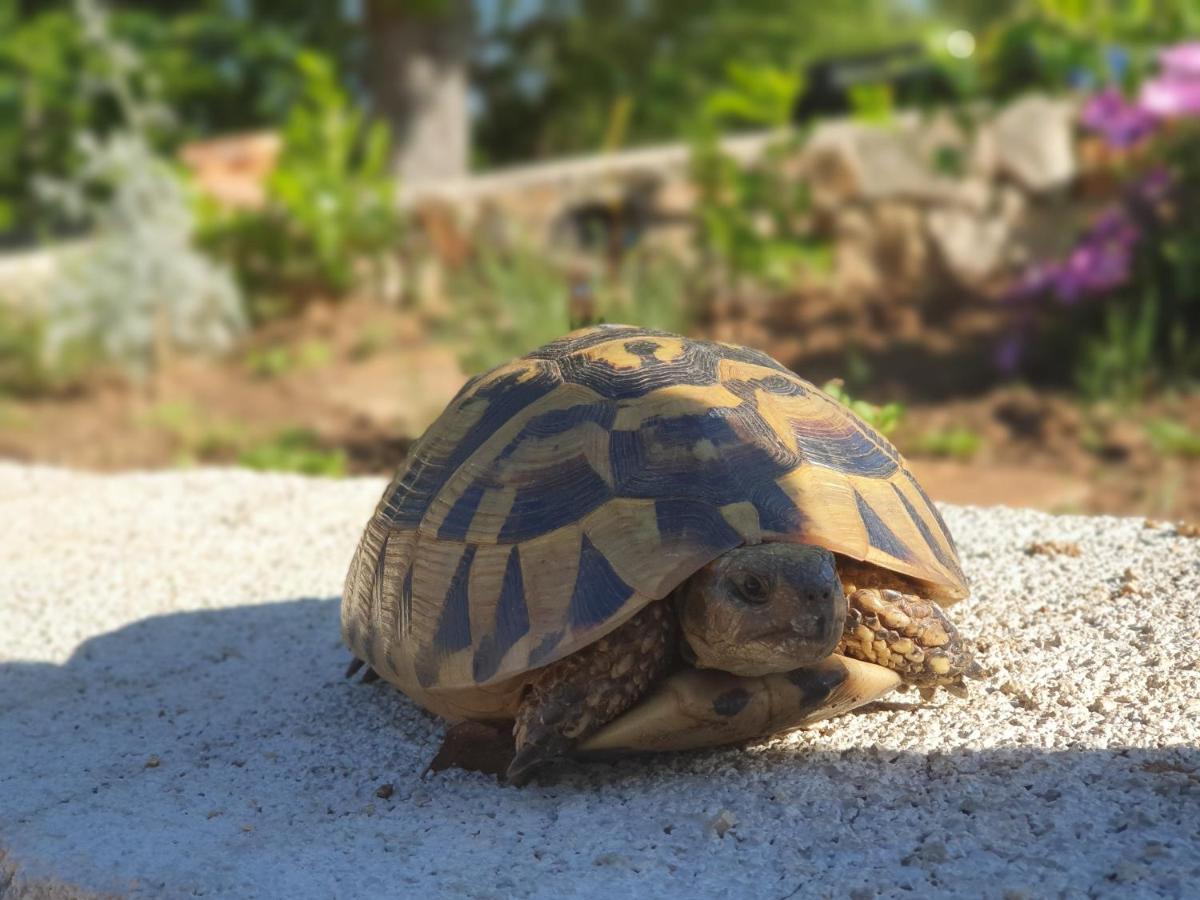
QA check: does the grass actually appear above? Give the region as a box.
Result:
[1145,418,1200,458]
[908,426,984,460]
[349,321,393,360]
[0,304,93,397]
[237,427,346,477]
[143,401,246,463]
[443,243,694,375]
[245,339,332,379]
[145,402,345,475]
[820,379,905,438]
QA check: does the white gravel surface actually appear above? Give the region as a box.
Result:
[2,462,1198,899]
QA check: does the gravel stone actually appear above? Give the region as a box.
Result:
[2,464,1198,899]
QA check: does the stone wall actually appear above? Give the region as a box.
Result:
[407,94,1083,299]
[0,94,1084,309]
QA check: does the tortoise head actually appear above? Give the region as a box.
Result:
[676,543,846,676]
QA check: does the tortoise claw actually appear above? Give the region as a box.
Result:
[942,680,970,699]
[344,656,382,683]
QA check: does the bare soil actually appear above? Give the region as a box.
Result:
[1,296,1197,522]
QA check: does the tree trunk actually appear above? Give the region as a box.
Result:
[365,0,472,186]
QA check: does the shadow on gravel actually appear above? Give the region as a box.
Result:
[2,599,1197,897]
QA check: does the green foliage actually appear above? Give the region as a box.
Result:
[690,63,829,295]
[245,345,293,379]
[820,380,906,438]
[446,243,693,375]
[1074,298,1159,404]
[143,399,246,464]
[1063,124,1200,403]
[245,339,332,378]
[595,250,694,337]
[703,62,801,128]
[349,320,393,361]
[0,305,70,395]
[199,50,402,312]
[1145,418,1200,458]
[909,426,983,460]
[939,0,1200,102]
[445,242,569,374]
[237,427,346,477]
[0,1,347,242]
[847,83,894,124]
[474,0,932,165]
[0,7,92,237]
[33,1,245,379]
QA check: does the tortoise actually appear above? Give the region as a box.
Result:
[342,324,978,783]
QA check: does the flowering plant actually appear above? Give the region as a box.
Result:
[1000,41,1200,401]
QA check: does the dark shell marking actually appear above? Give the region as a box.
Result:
[347,326,967,692]
[712,687,752,717]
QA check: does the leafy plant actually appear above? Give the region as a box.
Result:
[36,0,245,379]
[999,43,1200,401]
[0,3,355,242]
[1145,418,1200,458]
[349,320,394,360]
[847,82,894,124]
[445,242,695,374]
[237,427,346,477]
[690,62,829,298]
[909,426,983,460]
[245,339,331,378]
[821,379,905,437]
[1073,297,1159,404]
[443,241,570,374]
[143,399,246,464]
[0,305,80,396]
[199,50,402,312]
[246,345,294,379]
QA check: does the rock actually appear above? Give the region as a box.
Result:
[988,95,1077,193]
[926,207,1011,286]
[805,119,955,207]
[833,202,929,295]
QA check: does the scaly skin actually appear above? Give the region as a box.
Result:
[505,562,980,783]
[836,587,981,696]
[509,602,676,784]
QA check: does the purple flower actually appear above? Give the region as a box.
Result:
[1138,41,1200,117]
[1159,41,1200,78]
[1088,208,1142,252]
[1005,206,1141,309]
[1054,207,1140,301]
[1053,240,1132,303]
[994,333,1025,374]
[1139,75,1200,117]
[1081,87,1160,147]
[1128,165,1174,208]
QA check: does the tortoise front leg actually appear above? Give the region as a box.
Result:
[575,655,899,755]
[837,587,982,697]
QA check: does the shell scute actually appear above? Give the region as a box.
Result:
[342,325,968,699]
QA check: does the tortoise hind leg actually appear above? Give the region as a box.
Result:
[508,602,675,785]
[575,655,899,756]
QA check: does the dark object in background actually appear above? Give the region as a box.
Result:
[792,43,959,123]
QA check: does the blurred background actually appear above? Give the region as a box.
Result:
[1,0,1199,520]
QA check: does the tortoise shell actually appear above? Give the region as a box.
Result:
[342,325,967,712]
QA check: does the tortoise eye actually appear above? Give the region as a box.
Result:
[737,574,770,604]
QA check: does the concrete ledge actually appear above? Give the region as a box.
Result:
[2,464,1197,898]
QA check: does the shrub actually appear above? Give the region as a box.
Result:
[36,0,245,379]
[999,42,1200,402]
[199,51,402,315]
